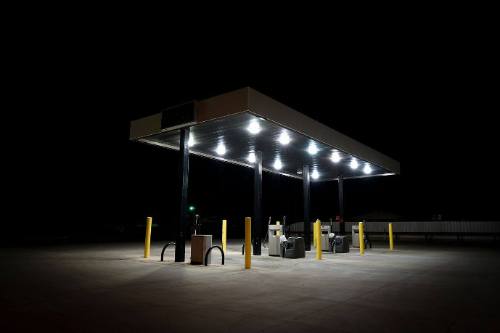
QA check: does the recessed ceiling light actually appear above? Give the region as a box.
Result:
[311,169,320,180]
[350,158,359,170]
[215,142,226,156]
[363,163,372,174]
[247,119,261,135]
[273,158,283,170]
[188,135,195,147]
[307,142,319,155]
[247,152,256,163]
[330,150,341,163]
[278,130,291,145]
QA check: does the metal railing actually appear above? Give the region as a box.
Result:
[204,245,224,266]
[160,242,176,262]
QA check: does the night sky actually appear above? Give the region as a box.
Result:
[6,37,498,243]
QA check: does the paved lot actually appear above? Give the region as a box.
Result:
[1,241,499,332]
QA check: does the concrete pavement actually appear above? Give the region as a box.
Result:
[1,241,499,332]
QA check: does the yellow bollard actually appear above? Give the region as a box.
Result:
[144,217,152,258]
[359,222,365,256]
[316,220,320,249]
[276,221,281,236]
[245,217,251,269]
[315,219,322,260]
[389,223,394,251]
[222,219,227,254]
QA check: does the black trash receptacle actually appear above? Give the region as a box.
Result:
[283,237,306,258]
[334,235,350,253]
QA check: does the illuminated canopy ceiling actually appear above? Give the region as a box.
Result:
[130,87,400,181]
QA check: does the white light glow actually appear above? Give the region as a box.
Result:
[307,142,319,155]
[247,152,256,163]
[247,119,261,135]
[330,150,341,163]
[363,163,372,174]
[278,130,291,145]
[188,135,195,147]
[273,158,283,170]
[311,169,320,180]
[350,158,359,170]
[215,142,226,156]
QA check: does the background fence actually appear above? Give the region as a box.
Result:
[288,221,500,234]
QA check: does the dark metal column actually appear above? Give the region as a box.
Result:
[303,165,311,251]
[175,127,190,262]
[253,151,262,255]
[338,175,345,235]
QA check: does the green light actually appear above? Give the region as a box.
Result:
[189,205,195,212]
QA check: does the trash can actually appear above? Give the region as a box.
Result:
[282,237,305,258]
[191,235,212,265]
[334,235,349,253]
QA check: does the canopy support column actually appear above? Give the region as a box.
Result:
[303,165,311,251]
[253,151,262,255]
[175,127,190,262]
[338,175,345,235]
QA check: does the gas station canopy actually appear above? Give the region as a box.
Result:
[130,87,400,181]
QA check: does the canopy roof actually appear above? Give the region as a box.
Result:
[130,87,400,181]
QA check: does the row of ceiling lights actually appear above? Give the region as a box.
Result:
[187,119,373,179]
